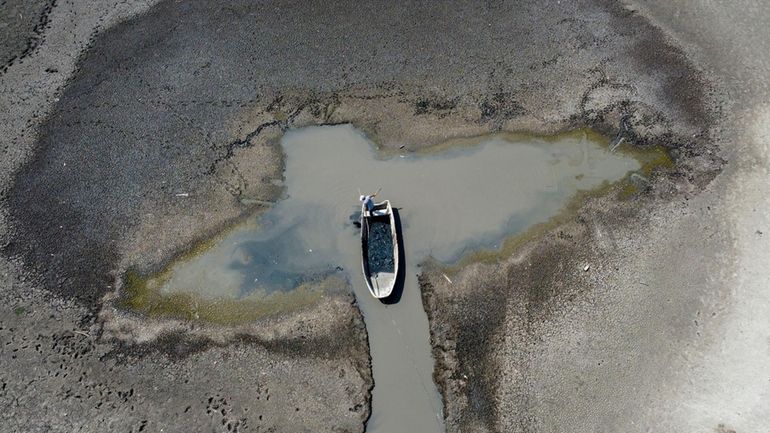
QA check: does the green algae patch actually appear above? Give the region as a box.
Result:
[371,126,672,175]
[117,221,240,313]
[439,180,615,274]
[118,125,671,323]
[403,128,606,157]
[420,128,675,209]
[615,143,674,199]
[435,134,674,272]
[116,215,334,325]
[119,269,334,325]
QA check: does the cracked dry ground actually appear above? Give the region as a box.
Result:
[0,0,734,432]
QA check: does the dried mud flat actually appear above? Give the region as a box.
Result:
[1,0,767,432]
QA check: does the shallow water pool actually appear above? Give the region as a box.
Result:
[133,124,641,433]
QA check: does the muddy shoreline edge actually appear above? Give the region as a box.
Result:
[0,0,738,432]
[417,123,723,430]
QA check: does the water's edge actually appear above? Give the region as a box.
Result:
[115,125,670,433]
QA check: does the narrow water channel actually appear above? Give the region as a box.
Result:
[143,125,640,433]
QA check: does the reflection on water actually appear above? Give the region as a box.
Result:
[156,125,638,301]
[143,125,639,433]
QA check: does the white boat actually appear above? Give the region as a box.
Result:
[360,200,399,298]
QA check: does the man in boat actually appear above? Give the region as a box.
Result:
[359,189,380,215]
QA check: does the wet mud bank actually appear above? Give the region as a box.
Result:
[0,0,729,432]
[418,151,721,431]
[414,36,727,433]
[4,0,721,313]
[122,125,643,433]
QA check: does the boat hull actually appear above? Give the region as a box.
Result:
[360,200,399,298]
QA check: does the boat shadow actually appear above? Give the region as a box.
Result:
[380,208,405,305]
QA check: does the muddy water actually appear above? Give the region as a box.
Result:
[151,125,639,432]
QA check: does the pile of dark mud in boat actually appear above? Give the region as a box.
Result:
[366,219,395,274]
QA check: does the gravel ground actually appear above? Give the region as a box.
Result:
[0,0,54,74]
[1,0,765,432]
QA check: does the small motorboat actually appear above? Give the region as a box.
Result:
[360,200,399,298]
